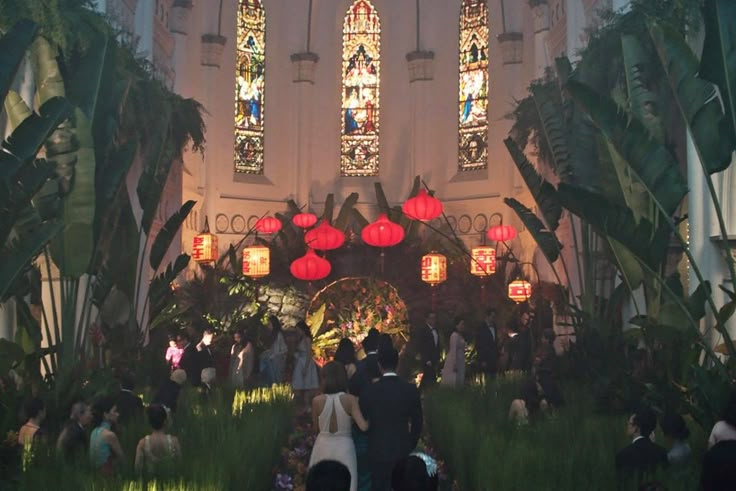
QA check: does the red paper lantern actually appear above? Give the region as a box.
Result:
[192,232,218,263]
[361,214,405,247]
[402,189,443,221]
[486,224,517,242]
[290,249,331,281]
[255,216,282,234]
[508,280,532,303]
[304,221,345,251]
[242,245,270,278]
[292,212,317,229]
[470,247,496,276]
[421,253,447,285]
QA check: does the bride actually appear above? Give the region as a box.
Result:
[309,361,369,491]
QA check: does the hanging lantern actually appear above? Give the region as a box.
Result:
[508,280,532,303]
[361,214,405,247]
[192,218,218,263]
[402,189,443,221]
[255,216,282,234]
[293,212,318,229]
[421,253,447,286]
[470,247,496,276]
[242,245,270,278]
[304,220,345,251]
[290,248,331,281]
[487,224,517,242]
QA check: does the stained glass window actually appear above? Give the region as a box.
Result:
[234,0,265,174]
[341,0,381,177]
[458,0,489,171]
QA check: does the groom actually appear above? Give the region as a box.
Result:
[360,347,423,491]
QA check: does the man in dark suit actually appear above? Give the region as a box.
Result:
[116,374,143,425]
[615,406,668,479]
[177,330,201,386]
[475,307,498,376]
[701,440,736,490]
[55,401,92,461]
[360,348,423,491]
[414,312,441,389]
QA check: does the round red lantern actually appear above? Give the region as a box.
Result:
[361,214,405,247]
[486,224,517,242]
[290,248,331,281]
[255,216,282,234]
[402,189,443,221]
[292,212,318,229]
[304,221,345,251]
[508,280,532,303]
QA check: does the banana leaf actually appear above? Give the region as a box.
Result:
[565,80,687,216]
[31,37,65,105]
[334,192,359,231]
[321,193,335,223]
[530,83,570,179]
[701,0,736,143]
[93,141,137,237]
[0,222,63,300]
[136,106,174,235]
[149,199,196,271]
[503,137,561,231]
[621,34,664,141]
[149,253,190,320]
[374,182,391,215]
[0,339,25,374]
[286,199,301,215]
[0,20,37,102]
[503,197,561,264]
[648,21,735,174]
[3,89,32,131]
[351,208,369,229]
[0,159,55,246]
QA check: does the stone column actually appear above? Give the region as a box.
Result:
[406,51,434,179]
[531,1,551,79]
[290,52,319,209]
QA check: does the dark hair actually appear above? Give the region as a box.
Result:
[233,329,245,341]
[660,412,690,441]
[633,406,658,438]
[296,321,312,341]
[391,455,436,491]
[25,398,45,419]
[119,373,135,391]
[425,311,436,320]
[269,315,283,334]
[721,390,736,428]
[147,404,168,430]
[306,459,351,491]
[542,328,556,343]
[378,347,399,371]
[520,379,541,414]
[92,396,117,427]
[334,338,356,365]
[322,361,348,394]
[485,307,496,317]
[362,330,379,353]
[377,334,393,353]
[176,330,190,342]
[453,315,464,330]
[537,373,564,407]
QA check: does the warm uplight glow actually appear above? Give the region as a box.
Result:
[192,232,218,263]
[508,280,532,303]
[470,247,496,276]
[421,253,447,285]
[242,245,270,278]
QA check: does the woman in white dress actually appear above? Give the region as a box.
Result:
[292,321,320,407]
[229,330,254,389]
[309,361,369,491]
[441,316,467,387]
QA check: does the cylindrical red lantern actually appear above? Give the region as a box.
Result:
[192,232,218,263]
[361,214,405,247]
[242,245,270,278]
[304,221,345,251]
[255,216,282,234]
[290,248,331,281]
[421,253,447,285]
[487,224,517,242]
[508,280,532,303]
[402,189,443,221]
[292,212,318,229]
[470,247,496,276]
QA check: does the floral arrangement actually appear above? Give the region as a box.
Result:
[272,410,315,490]
[305,277,410,365]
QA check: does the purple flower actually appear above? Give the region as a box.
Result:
[294,446,309,458]
[275,473,294,490]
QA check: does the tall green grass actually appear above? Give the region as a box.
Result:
[425,379,706,490]
[15,386,293,490]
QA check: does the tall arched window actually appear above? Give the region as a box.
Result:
[341,0,381,177]
[458,0,489,171]
[234,0,265,174]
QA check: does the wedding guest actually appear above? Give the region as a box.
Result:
[509,307,533,372]
[615,407,668,478]
[701,440,736,491]
[359,329,381,383]
[660,412,691,465]
[508,375,563,424]
[177,330,201,386]
[261,315,288,385]
[197,327,215,372]
[153,369,187,413]
[116,373,143,425]
[708,390,736,449]
[17,397,46,445]
[200,367,216,402]
[90,396,125,475]
[440,316,467,388]
[338,337,370,490]
[534,328,557,377]
[475,307,498,377]
[414,312,441,390]
[229,330,254,389]
[391,454,439,491]
[293,321,320,408]
[360,348,422,491]
[134,404,181,475]
[56,401,93,461]
[165,332,183,371]
[309,361,370,491]
[306,459,352,491]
